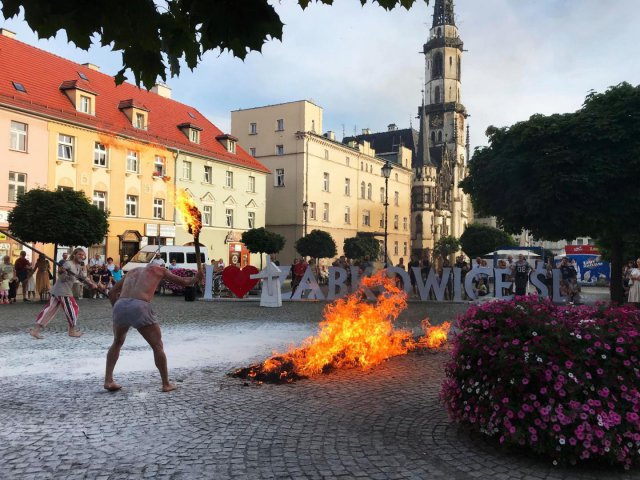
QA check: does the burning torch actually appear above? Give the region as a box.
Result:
[176,190,203,273]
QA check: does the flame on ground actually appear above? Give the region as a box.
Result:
[232,270,451,383]
[176,189,202,238]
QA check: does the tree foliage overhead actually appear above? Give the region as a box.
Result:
[343,234,380,261]
[2,0,425,89]
[8,189,109,246]
[295,229,337,260]
[459,223,516,259]
[434,235,460,258]
[241,227,285,255]
[461,82,640,303]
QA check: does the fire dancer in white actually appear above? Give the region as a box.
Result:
[105,264,203,392]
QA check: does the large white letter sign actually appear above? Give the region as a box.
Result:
[415,268,452,301]
[327,267,348,300]
[349,266,376,300]
[464,267,494,301]
[290,266,325,300]
[493,268,514,301]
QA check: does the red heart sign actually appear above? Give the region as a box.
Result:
[222,265,260,298]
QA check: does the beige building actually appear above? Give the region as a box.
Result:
[231,100,413,265]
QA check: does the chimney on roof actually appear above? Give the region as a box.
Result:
[82,63,100,71]
[388,123,398,131]
[151,82,172,99]
[0,28,16,38]
[324,131,335,141]
[362,128,371,135]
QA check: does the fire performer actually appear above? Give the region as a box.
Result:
[30,248,104,339]
[104,263,203,392]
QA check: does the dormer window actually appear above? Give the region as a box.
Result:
[178,122,203,144]
[118,99,149,130]
[60,80,97,115]
[216,134,238,154]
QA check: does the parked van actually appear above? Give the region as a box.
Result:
[122,245,208,273]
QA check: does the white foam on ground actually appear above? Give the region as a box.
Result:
[0,323,314,379]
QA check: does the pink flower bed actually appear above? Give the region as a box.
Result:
[164,268,196,294]
[441,297,640,468]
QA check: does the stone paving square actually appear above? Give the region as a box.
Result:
[0,293,637,479]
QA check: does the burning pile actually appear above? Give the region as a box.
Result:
[232,271,451,383]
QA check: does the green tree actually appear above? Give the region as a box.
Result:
[343,234,380,261]
[434,235,460,259]
[295,229,337,261]
[461,83,640,303]
[241,227,285,268]
[2,0,425,89]
[8,189,109,272]
[459,223,516,259]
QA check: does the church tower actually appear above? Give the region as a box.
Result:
[412,0,471,259]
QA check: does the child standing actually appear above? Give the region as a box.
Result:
[0,272,9,304]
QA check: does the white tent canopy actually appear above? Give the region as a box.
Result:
[482,249,541,258]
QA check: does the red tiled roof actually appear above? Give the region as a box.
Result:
[0,35,269,173]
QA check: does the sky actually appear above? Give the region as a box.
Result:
[2,0,639,151]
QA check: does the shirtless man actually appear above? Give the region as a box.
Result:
[105,264,203,392]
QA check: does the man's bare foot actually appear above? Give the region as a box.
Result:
[68,329,83,338]
[104,381,122,391]
[162,383,177,392]
[30,327,43,339]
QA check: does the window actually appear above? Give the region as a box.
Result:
[182,161,192,180]
[323,173,330,192]
[367,183,372,200]
[346,157,350,167]
[394,215,399,230]
[79,95,91,114]
[394,191,399,206]
[324,149,329,160]
[275,168,285,187]
[92,191,107,211]
[416,214,423,234]
[394,241,399,256]
[434,86,441,104]
[403,242,408,256]
[154,156,165,176]
[250,122,257,134]
[322,203,329,222]
[360,161,364,171]
[58,134,74,161]
[276,118,284,131]
[203,165,212,183]
[94,142,107,167]
[379,215,384,228]
[395,173,398,181]
[135,112,145,129]
[361,182,366,199]
[362,210,371,227]
[344,206,351,224]
[276,145,284,156]
[225,208,234,228]
[248,211,255,229]
[403,217,408,231]
[125,195,138,217]
[153,198,164,219]
[250,148,256,157]
[202,206,212,226]
[309,202,316,220]
[126,151,138,172]
[380,187,385,203]
[189,129,200,143]
[8,172,26,202]
[10,121,27,152]
[225,171,233,188]
[12,81,26,93]
[344,178,351,196]
[248,175,256,193]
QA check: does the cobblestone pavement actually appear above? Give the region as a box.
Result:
[0,294,636,480]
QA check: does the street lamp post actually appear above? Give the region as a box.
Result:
[381,161,393,268]
[302,201,309,236]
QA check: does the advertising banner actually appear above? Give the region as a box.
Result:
[563,245,610,284]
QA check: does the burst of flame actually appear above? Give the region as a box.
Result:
[236,270,451,382]
[176,189,202,238]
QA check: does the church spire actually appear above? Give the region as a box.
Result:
[417,91,434,167]
[432,0,455,27]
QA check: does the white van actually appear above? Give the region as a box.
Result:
[122,245,208,273]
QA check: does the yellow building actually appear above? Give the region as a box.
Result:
[0,29,269,264]
[231,100,413,266]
